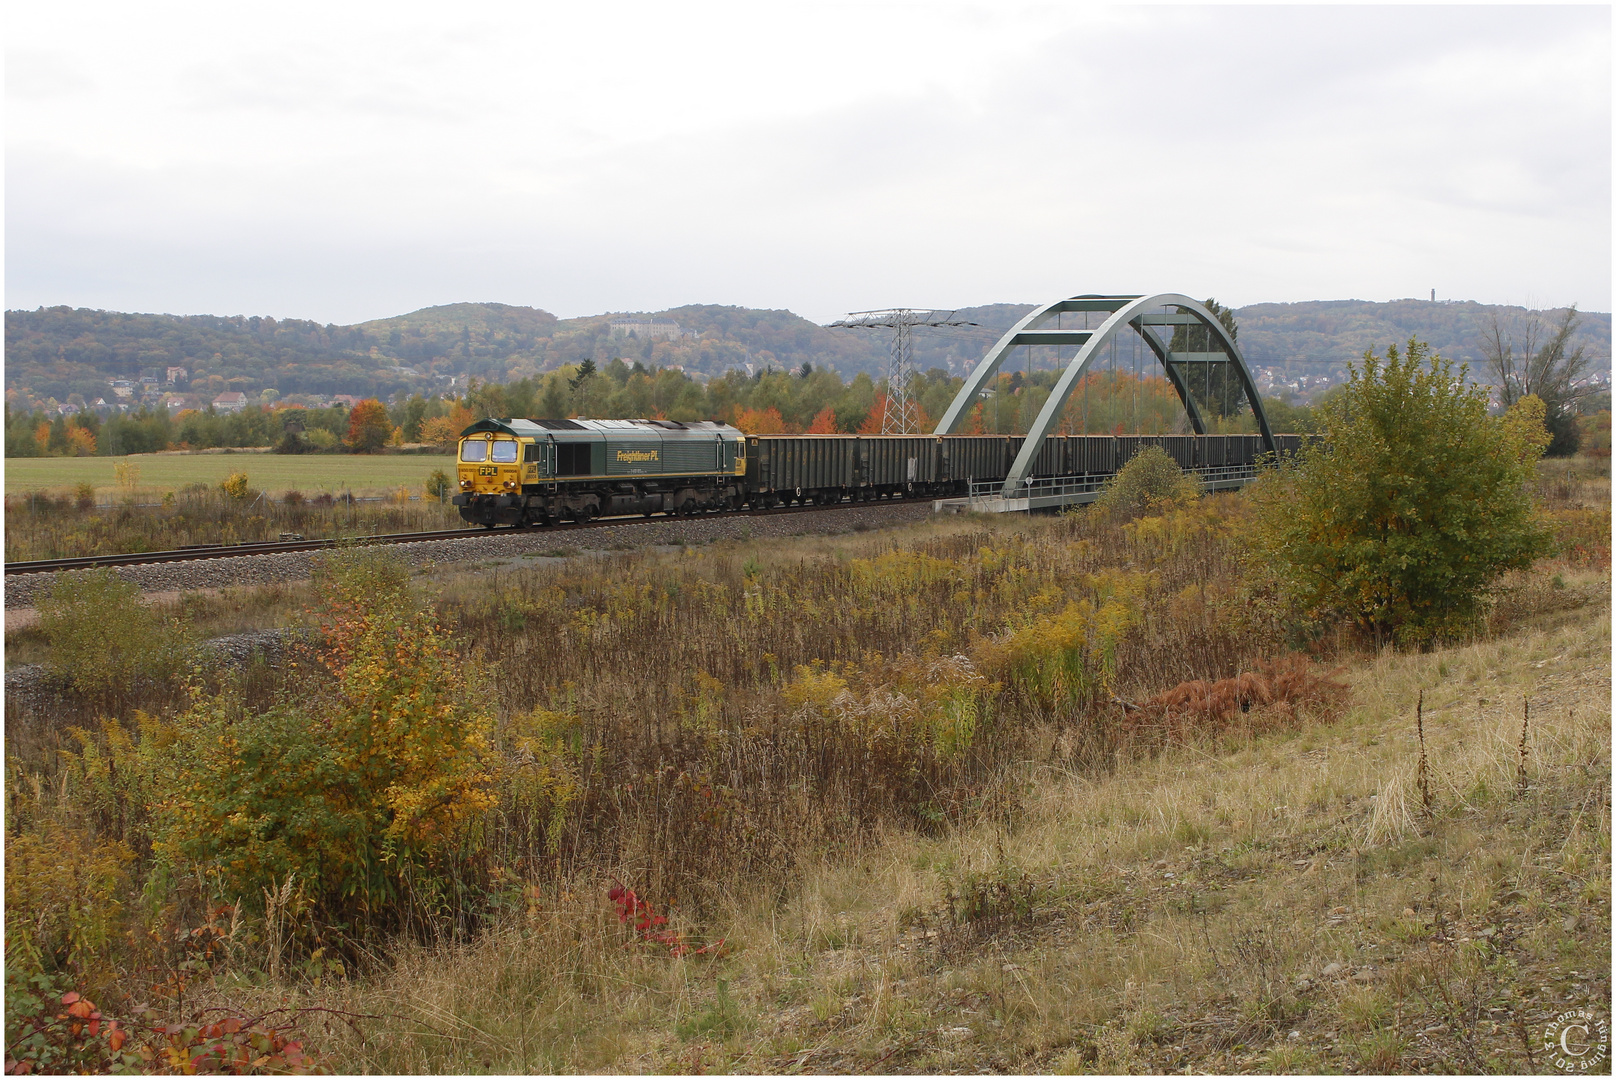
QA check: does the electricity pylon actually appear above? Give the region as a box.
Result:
[828,309,976,433]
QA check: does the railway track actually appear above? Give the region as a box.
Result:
[2,497,914,576]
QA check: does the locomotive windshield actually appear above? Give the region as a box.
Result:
[460,441,488,463]
[490,440,518,463]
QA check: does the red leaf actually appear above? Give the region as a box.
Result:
[60,992,81,1006]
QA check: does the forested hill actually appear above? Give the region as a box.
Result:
[5,297,1608,409]
[1234,299,1611,373]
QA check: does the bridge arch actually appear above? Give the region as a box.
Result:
[933,293,1276,497]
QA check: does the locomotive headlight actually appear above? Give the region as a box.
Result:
[460,478,473,490]
[503,479,517,490]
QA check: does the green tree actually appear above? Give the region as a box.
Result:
[1481,305,1597,456]
[1259,393,1318,434]
[1249,339,1552,646]
[1169,297,1249,420]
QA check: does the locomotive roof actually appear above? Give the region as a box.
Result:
[459,417,741,438]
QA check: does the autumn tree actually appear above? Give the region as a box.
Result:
[345,398,392,452]
[1250,339,1552,646]
[806,406,839,433]
[734,406,787,434]
[857,394,890,434]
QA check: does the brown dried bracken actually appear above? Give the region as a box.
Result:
[1129,655,1349,740]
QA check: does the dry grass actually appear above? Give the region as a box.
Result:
[8,460,1606,1074]
[209,573,1608,1074]
[4,487,466,561]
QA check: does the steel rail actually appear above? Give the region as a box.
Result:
[2,497,919,577]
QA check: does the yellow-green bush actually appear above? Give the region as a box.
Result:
[975,571,1146,712]
[1093,445,1202,520]
[36,570,191,697]
[145,551,496,930]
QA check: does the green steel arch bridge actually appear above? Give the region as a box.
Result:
[931,292,1280,510]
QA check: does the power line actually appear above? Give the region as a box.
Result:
[828,309,977,433]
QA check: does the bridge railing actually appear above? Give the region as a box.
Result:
[959,463,1262,511]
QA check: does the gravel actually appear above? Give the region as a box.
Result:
[5,501,938,608]
[5,628,314,714]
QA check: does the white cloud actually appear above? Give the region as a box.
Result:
[6,2,1609,323]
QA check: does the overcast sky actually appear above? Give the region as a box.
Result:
[6,3,1610,325]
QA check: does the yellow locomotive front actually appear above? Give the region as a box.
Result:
[457,430,523,496]
[453,423,540,526]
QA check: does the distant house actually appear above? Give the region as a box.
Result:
[166,366,189,384]
[331,394,362,409]
[58,403,78,415]
[609,319,688,340]
[213,392,249,412]
[113,385,134,398]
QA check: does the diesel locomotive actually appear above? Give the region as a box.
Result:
[451,417,1301,527]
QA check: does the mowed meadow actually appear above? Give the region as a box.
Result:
[3,456,1609,1073]
[3,450,457,499]
[4,452,463,561]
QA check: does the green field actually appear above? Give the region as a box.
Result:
[3,452,458,498]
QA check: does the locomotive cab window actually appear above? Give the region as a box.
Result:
[491,440,518,464]
[523,444,538,463]
[460,441,488,463]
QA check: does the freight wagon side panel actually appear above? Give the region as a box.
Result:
[859,436,935,486]
[938,436,1010,482]
[746,436,777,490]
[1072,436,1116,474]
[1161,435,1196,470]
[1034,436,1067,477]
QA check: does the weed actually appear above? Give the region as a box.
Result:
[676,979,741,1042]
[36,568,191,700]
